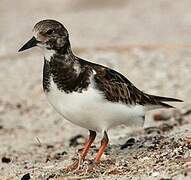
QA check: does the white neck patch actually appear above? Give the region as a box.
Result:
[44,49,56,61]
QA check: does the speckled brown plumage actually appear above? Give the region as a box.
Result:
[34,19,182,107]
[44,48,182,107]
[19,19,182,107]
[18,19,183,164]
[78,59,182,108]
[43,59,93,94]
[34,19,69,51]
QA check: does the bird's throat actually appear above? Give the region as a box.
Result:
[44,49,56,62]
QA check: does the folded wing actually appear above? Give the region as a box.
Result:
[94,67,182,108]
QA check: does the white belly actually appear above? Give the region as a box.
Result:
[45,78,145,132]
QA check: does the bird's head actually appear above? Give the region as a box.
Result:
[18,19,69,52]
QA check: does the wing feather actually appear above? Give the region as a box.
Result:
[78,58,182,107]
[94,67,181,107]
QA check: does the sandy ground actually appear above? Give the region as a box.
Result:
[0,1,191,179]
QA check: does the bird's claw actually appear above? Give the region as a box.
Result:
[63,159,81,173]
[63,158,99,174]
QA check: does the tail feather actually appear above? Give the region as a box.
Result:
[144,94,183,110]
[159,102,175,108]
[150,95,183,102]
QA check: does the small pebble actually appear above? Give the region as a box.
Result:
[16,103,22,109]
[2,157,11,163]
[153,111,171,121]
[159,123,173,132]
[21,173,31,180]
[182,109,191,116]
[46,145,54,149]
[120,138,135,150]
[69,134,85,147]
[144,127,161,134]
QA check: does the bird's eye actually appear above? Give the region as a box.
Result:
[46,29,54,35]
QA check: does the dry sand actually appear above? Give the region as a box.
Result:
[0,1,191,179]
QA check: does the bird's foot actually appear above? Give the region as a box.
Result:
[63,158,99,175]
[63,158,82,173]
[84,160,98,174]
[72,159,98,175]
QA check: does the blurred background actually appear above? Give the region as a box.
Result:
[1,0,191,52]
[0,0,191,179]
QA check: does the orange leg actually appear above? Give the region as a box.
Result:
[64,130,96,172]
[95,131,109,162]
[81,130,96,161]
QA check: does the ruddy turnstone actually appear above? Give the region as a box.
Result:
[18,19,182,163]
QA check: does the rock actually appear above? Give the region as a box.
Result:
[153,111,172,121]
[1,157,11,163]
[120,138,135,150]
[21,173,31,180]
[69,134,85,147]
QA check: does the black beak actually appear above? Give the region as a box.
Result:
[18,36,39,52]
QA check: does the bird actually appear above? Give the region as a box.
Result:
[18,19,182,164]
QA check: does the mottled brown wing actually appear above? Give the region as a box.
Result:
[94,67,161,106]
[78,58,181,107]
